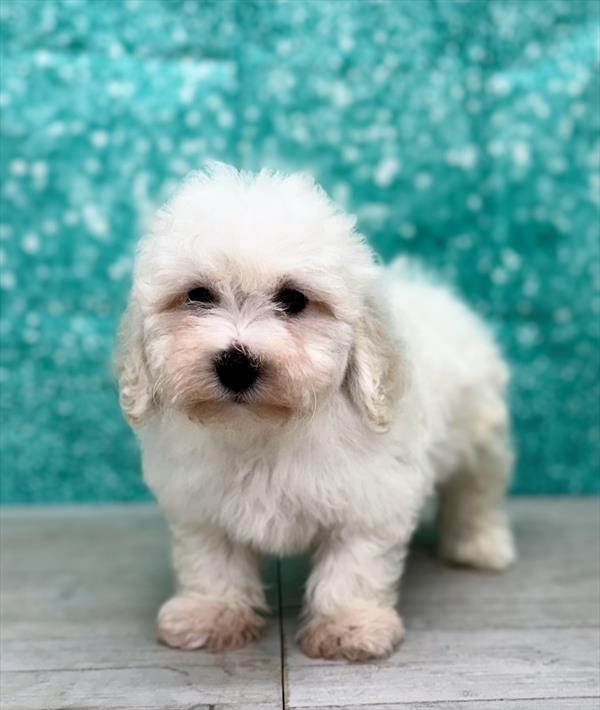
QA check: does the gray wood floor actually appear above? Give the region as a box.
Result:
[1,498,598,710]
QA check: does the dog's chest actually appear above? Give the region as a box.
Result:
[142,412,412,555]
[214,453,324,555]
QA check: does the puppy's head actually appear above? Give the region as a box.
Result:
[116,163,403,432]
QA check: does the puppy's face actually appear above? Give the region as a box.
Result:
[117,165,399,431]
[146,255,354,424]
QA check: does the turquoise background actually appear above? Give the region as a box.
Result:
[0,0,598,502]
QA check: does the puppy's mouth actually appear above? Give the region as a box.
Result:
[231,392,252,405]
[227,387,277,411]
[185,394,294,426]
[176,367,299,424]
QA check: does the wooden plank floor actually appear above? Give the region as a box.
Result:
[1,499,598,710]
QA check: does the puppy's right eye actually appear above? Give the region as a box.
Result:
[186,287,215,305]
[275,288,308,315]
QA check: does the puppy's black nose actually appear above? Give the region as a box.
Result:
[214,348,260,393]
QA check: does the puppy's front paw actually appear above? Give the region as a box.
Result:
[157,595,264,651]
[297,606,404,662]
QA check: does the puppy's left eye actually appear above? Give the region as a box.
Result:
[275,288,307,315]
[187,287,216,305]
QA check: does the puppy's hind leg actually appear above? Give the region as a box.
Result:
[437,420,516,572]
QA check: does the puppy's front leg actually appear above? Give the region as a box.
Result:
[158,522,266,651]
[297,532,408,661]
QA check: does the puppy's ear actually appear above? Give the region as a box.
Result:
[114,299,154,427]
[345,295,404,432]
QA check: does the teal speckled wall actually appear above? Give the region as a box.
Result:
[0,0,598,501]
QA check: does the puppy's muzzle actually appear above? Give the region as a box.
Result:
[214,347,261,394]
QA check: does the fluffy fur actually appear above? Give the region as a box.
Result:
[116,163,515,662]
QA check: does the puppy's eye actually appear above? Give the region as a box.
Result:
[187,287,215,305]
[275,288,307,315]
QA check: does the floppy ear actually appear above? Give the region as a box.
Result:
[345,295,405,432]
[114,299,154,427]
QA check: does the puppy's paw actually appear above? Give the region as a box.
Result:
[439,523,516,571]
[297,606,404,662]
[157,595,264,651]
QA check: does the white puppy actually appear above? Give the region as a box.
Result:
[116,163,515,662]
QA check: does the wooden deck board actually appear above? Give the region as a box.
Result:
[0,506,283,710]
[280,498,600,709]
[1,499,598,709]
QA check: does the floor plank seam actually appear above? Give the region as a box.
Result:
[277,557,289,710]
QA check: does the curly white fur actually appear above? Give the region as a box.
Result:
[115,163,515,662]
